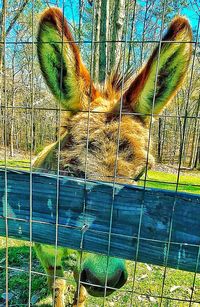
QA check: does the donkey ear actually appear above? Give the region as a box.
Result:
[37,8,97,110]
[123,17,192,119]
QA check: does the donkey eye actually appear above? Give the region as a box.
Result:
[118,140,130,152]
[133,167,146,182]
[88,140,98,151]
[118,140,134,162]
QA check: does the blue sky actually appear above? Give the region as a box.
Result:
[62,0,200,44]
[1,0,199,47]
[60,0,200,45]
[62,0,200,31]
[182,7,200,31]
[1,1,199,35]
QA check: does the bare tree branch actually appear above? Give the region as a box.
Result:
[5,0,29,37]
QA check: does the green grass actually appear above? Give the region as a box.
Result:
[0,160,199,305]
[1,159,199,194]
[1,238,200,306]
[0,159,30,171]
[138,170,200,194]
[0,239,49,306]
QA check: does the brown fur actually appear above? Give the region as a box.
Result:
[59,111,154,184]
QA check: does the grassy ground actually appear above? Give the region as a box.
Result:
[140,170,200,194]
[0,158,199,194]
[0,160,199,306]
[1,238,200,306]
[0,159,30,171]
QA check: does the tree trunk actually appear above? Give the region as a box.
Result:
[78,0,85,45]
[10,87,15,157]
[194,134,200,169]
[109,0,125,71]
[157,117,162,163]
[127,0,136,69]
[32,121,36,152]
[160,110,167,163]
[0,0,7,71]
[0,0,7,153]
[0,0,29,70]
[92,0,101,82]
[99,0,109,82]
[140,0,150,65]
[171,106,179,165]
[0,0,7,120]
[189,95,200,168]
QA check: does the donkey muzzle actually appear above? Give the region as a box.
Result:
[79,255,128,297]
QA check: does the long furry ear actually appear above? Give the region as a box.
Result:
[123,16,192,119]
[37,8,98,110]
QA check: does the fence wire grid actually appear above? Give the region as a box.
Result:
[0,0,200,306]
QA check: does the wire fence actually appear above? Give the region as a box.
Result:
[0,0,200,306]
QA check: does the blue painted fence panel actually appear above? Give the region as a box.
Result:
[0,169,200,273]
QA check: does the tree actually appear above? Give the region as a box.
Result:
[0,0,29,69]
[109,0,125,71]
[99,0,109,82]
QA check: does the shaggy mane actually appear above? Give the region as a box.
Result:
[101,66,136,100]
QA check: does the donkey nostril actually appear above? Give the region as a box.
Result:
[81,268,101,285]
[105,269,127,288]
[80,268,128,297]
[115,270,127,289]
[80,269,88,283]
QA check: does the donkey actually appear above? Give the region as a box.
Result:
[34,7,192,307]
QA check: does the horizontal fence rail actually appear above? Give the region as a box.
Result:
[0,169,200,273]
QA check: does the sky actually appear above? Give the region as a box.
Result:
[61,0,200,32]
[1,1,199,37]
[1,0,199,56]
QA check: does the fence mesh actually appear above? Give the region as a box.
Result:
[0,0,200,306]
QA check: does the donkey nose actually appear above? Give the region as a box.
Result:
[80,255,128,297]
[81,268,127,296]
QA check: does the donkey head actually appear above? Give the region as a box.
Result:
[37,7,192,297]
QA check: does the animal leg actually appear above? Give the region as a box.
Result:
[73,284,87,307]
[34,243,66,307]
[47,265,66,307]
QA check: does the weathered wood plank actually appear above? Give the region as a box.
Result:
[0,169,200,273]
